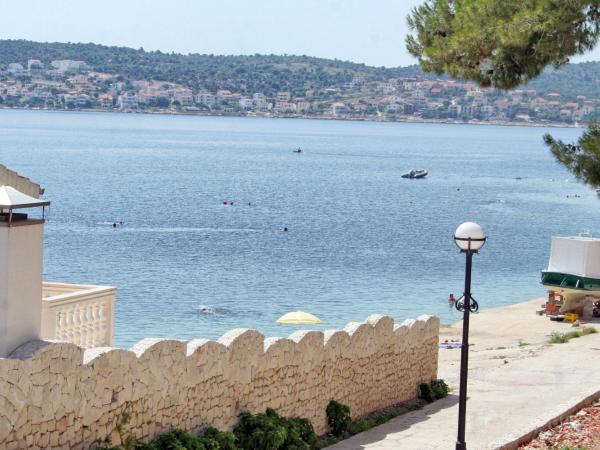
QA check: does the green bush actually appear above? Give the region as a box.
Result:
[430,380,450,400]
[233,407,316,450]
[419,383,435,403]
[420,380,449,403]
[325,401,352,436]
[99,390,444,449]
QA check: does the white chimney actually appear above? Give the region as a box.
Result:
[0,185,50,357]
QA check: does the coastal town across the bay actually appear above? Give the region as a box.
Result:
[1,58,598,125]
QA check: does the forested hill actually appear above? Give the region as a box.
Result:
[0,39,599,99]
[0,40,419,96]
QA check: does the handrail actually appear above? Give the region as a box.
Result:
[41,282,116,348]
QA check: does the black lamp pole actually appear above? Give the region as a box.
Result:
[453,236,483,450]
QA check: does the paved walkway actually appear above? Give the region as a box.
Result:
[326,299,600,450]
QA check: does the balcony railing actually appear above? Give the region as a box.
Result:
[41,282,116,348]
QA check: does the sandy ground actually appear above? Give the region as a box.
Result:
[438,298,600,385]
[327,298,600,450]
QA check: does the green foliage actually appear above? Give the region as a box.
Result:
[549,326,598,343]
[420,379,450,403]
[233,408,317,450]
[96,428,237,450]
[0,39,407,96]
[419,383,435,403]
[98,398,436,450]
[430,379,450,400]
[544,121,600,187]
[406,0,600,90]
[325,401,352,436]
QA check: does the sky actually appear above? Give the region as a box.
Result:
[1,0,600,68]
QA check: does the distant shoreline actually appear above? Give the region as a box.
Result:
[0,105,582,129]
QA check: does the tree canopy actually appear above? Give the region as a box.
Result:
[407,0,600,187]
[406,0,600,90]
[544,122,600,186]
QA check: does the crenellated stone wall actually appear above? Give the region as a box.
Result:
[0,314,439,450]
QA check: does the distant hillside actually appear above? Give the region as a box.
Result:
[0,39,421,96]
[0,39,598,101]
[524,62,600,100]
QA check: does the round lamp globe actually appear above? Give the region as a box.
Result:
[454,222,486,252]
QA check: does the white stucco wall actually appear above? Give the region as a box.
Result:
[0,222,44,357]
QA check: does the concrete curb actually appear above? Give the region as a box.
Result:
[493,388,600,450]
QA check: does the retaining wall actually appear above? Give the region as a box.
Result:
[0,314,439,449]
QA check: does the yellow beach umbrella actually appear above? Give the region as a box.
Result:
[276,311,322,325]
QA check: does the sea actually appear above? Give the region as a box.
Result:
[0,109,595,348]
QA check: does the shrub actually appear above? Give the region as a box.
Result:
[581,326,598,336]
[233,407,316,450]
[420,380,449,403]
[419,383,435,403]
[430,379,450,400]
[325,401,352,436]
[549,326,598,344]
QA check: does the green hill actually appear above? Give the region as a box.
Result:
[0,39,598,100]
[0,39,414,96]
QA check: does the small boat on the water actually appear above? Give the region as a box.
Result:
[293,147,302,153]
[401,169,428,179]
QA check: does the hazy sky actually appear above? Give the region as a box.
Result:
[2,0,600,67]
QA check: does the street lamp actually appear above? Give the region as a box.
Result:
[453,221,486,450]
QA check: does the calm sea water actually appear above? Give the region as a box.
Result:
[0,109,594,348]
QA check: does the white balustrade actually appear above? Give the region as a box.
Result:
[41,282,116,348]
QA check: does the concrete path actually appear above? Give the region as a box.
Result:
[326,299,600,450]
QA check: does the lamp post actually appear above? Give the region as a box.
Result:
[453,222,486,450]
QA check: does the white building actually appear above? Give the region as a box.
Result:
[239,97,253,110]
[252,93,269,110]
[50,60,87,73]
[196,92,215,107]
[277,91,291,102]
[0,169,116,357]
[172,89,194,106]
[275,101,296,113]
[27,59,44,73]
[378,82,396,94]
[331,102,350,116]
[98,93,113,108]
[296,100,311,113]
[7,63,25,76]
[118,92,138,109]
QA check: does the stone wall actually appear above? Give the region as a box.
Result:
[0,314,439,450]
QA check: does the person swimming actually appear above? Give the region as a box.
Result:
[198,305,215,314]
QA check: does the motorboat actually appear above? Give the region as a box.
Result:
[401,169,428,179]
[293,147,303,153]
